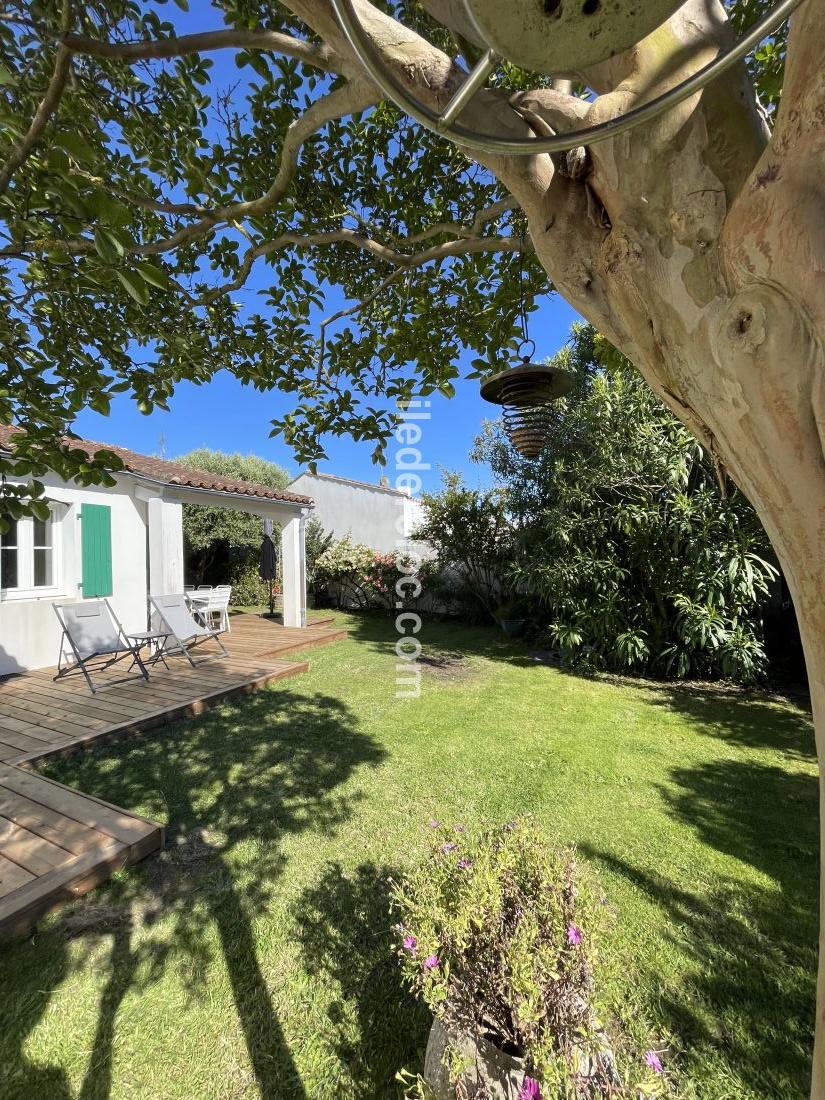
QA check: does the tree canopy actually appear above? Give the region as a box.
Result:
[0,0,783,505]
[177,447,289,585]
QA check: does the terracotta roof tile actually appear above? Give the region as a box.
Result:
[0,426,312,506]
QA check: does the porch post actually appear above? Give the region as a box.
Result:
[147,497,184,595]
[281,513,307,628]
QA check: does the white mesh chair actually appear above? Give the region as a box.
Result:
[148,593,229,666]
[53,600,149,694]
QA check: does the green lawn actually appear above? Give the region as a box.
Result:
[0,614,817,1099]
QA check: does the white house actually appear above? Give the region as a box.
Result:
[287,471,425,554]
[0,427,312,676]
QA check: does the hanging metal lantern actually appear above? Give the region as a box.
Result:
[330,0,801,156]
[481,352,575,459]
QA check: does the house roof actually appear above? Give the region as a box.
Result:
[0,426,313,507]
[289,470,413,498]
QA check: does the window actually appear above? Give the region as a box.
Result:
[33,515,53,587]
[0,517,18,589]
[0,509,61,596]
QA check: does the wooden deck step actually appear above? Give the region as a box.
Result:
[0,764,163,941]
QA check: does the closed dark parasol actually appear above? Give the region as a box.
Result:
[259,532,278,616]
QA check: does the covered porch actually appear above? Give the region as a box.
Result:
[139,480,310,629]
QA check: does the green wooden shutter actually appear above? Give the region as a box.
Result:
[80,503,113,597]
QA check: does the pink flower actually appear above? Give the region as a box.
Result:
[458,858,472,869]
[402,935,417,954]
[644,1050,663,1074]
[428,819,441,829]
[519,1076,542,1100]
[441,842,458,854]
[423,954,440,970]
[567,923,583,946]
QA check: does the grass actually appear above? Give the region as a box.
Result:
[0,612,817,1100]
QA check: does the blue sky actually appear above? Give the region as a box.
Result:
[72,3,583,492]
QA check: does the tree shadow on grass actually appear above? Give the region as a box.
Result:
[579,748,818,1095]
[639,680,814,760]
[292,861,430,1098]
[0,687,386,1100]
[585,847,816,1098]
[338,609,534,672]
[660,757,818,893]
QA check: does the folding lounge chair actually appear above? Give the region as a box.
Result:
[148,593,229,666]
[53,599,149,694]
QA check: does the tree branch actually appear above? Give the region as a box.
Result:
[204,226,530,304]
[62,27,343,75]
[0,0,73,196]
[405,198,517,244]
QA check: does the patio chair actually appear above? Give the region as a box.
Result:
[53,599,149,694]
[198,585,232,633]
[148,593,229,666]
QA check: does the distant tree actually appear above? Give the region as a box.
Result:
[178,449,290,586]
[474,326,778,683]
[305,516,334,602]
[415,472,517,622]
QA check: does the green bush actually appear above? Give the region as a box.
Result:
[415,472,515,622]
[474,324,777,683]
[314,537,434,611]
[227,560,271,608]
[391,821,663,1097]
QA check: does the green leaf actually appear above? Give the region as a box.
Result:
[116,269,150,305]
[137,262,171,290]
[93,227,124,263]
[55,131,98,164]
[0,64,16,87]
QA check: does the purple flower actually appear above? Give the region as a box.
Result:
[566,923,583,946]
[458,858,472,870]
[402,935,417,954]
[428,819,441,829]
[441,842,458,854]
[519,1076,542,1100]
[423,954,440,970]
[453,824,466,832]
[644,1051,663,1074]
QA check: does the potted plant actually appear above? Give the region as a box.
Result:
[494,597,527,636]
[392,821,664,1098]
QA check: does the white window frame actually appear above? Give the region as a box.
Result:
[0,505,66,601]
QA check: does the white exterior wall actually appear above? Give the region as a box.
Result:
[0,474,148,676]
[288,473,426,553]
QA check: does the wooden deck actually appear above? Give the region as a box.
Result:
[0,613,346,939]
[0,764,163,941]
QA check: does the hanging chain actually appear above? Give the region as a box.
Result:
[516,214,535,361]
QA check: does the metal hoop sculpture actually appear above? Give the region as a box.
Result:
[330,0,802,156]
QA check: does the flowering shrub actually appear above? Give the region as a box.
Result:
[314,537,433,610]
[392,821,666,1098]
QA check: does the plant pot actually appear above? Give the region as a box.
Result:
[499,618,525,636]
[424,1018,527,1099]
